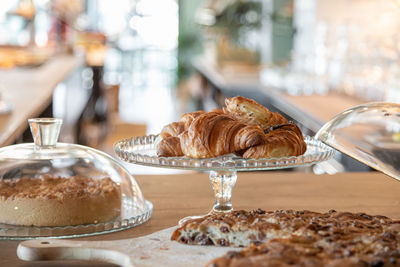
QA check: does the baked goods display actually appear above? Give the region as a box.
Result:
[157,96,307,159]
[171,209,396,247]
[0,176,121,226]
[208,231,400,267]
[0,117,152,238]
[172,209,400,266]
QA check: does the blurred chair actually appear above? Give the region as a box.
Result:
[98,83,147,154]
[100,113,147,155]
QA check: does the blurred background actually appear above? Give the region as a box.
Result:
[1,0,400,174]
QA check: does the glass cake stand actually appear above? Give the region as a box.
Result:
[0,203,153,240]
[114,136,334,223]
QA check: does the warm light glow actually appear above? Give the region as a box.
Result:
[85,45,108,67]
[127,0,178,50]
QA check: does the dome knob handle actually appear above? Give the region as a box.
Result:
[28,118,62,148]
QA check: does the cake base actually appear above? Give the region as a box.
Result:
[0,176,121,227]
[0,195,120,227]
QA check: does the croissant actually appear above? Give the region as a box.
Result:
[180,112,265,158]
[179,110,205,129]
[157,96,307,159]
[243,123,307,159]
[160,111,205,139]
[160,121,185,139]
[157,136,184,157]
[225,96,287,129]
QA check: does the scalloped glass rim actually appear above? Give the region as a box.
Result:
[0,200,153,240]
[114,135,334,171]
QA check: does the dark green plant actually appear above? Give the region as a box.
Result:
[212,0,262,42]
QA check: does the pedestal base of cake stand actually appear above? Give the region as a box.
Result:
[178,171,237,226]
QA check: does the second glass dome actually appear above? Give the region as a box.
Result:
[315,102,400,181]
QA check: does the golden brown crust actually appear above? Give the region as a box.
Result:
[0,176,120,201]
[160,111,206,139]
[172,209,397,247]
[179,110,206,129]
[208,234,400,267]
[243,124,307,159]
[160,121,186,139]
[157,136,184,157]
[179,112,265,158]
[157,96,306,159]
[172,209,400,267]
[208,213,400,267]
[225,96,288,129]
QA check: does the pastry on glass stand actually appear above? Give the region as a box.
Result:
[113,101,400,266]
[174,102,400,267]
[157,96,307,159]
[114,96,333,225]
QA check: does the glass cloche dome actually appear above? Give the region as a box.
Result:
[0,118,152,239]
[315,102,400,181]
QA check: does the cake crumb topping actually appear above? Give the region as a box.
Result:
[0,176,120,200]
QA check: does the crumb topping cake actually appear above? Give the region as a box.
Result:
[0,176,121,226]
[208,229,400,267]
[172,209,396,247]
[172,209,400,266]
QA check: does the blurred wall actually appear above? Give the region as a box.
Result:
[316,0,400,40]
[178,0,204,80]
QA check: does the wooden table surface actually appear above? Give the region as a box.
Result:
[281,93,365,132]
[0,54,82,147]
[1,171,399,266]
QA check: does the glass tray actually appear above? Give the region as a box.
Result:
[114,135,334,223]
[0,200,153,240]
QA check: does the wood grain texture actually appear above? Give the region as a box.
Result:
[0,171,399,266]
[17,227,239,267]
[282,93,365,127]
[0,54,82,146]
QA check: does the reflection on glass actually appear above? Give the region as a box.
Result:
[315,102,400,181]
[0,118,152,239]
